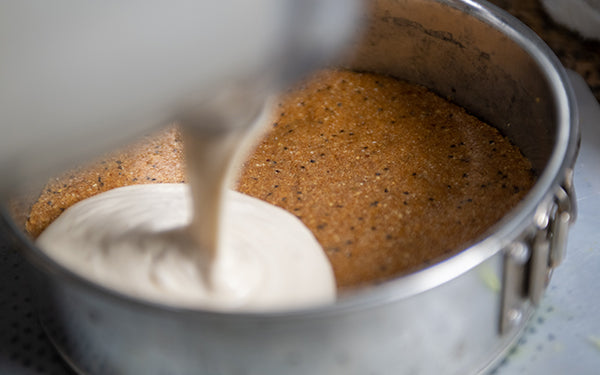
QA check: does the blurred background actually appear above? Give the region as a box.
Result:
[489,0,599,102]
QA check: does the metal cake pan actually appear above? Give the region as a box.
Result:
[0,0,579,374]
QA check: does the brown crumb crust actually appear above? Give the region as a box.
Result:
[235,69,535,289]
[27,69,535,290]
[25,125,186,238]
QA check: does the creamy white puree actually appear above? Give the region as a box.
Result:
[37,184,336,311]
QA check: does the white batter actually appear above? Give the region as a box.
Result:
[37,184,336,311]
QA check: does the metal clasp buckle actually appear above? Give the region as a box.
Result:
[499,170,576,334]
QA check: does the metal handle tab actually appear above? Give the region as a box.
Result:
[529,229,551,306]
[499,173,577,334]
[500,242,530,333]
[549,183,575,268]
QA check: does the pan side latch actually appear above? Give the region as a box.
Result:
[499,170,576,334]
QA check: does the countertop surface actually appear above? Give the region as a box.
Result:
[0,1,599,374]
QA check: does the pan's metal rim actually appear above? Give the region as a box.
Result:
[1,0,579,321]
